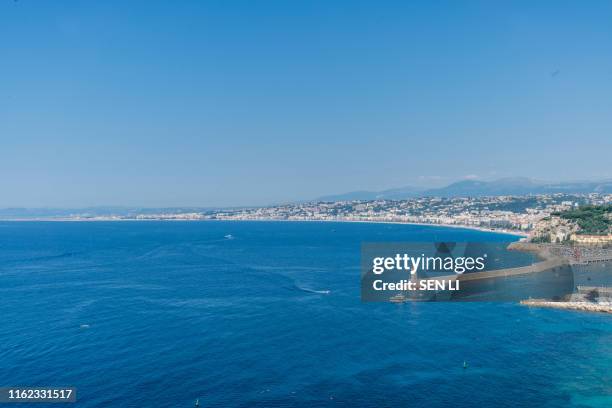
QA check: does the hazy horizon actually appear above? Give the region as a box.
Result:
[0,176,610,210]
[2,1,611,207]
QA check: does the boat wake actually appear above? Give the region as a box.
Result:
[294,286,330,295]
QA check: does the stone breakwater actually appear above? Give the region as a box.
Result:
[510,242,612,313]
[507,242,554,260]
[520,299,612,314]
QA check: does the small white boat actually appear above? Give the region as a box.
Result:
[389,293,407,303]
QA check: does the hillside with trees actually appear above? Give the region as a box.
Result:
[554,205,612,235]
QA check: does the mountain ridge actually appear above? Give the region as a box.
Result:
[316,178,612,201]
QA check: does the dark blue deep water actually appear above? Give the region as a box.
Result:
[0,221,610,407]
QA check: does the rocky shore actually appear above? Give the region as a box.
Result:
[520,299,612,314]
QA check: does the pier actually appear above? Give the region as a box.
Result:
[520,299,612,314]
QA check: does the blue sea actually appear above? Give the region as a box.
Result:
[0,221,610,407]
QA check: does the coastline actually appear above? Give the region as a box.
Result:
[0,217,528,238]
[239,218,529,238]
[521,299,612,314]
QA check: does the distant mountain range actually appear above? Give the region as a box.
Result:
[2,178,611,219]
[316,178,612,201]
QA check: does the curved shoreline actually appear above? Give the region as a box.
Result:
[307,218,527,238]
[0,217,528,238]
[223,218,528,238]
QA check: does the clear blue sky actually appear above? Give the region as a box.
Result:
[1,1,611,207]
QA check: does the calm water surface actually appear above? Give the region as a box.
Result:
[0,221,610,407]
